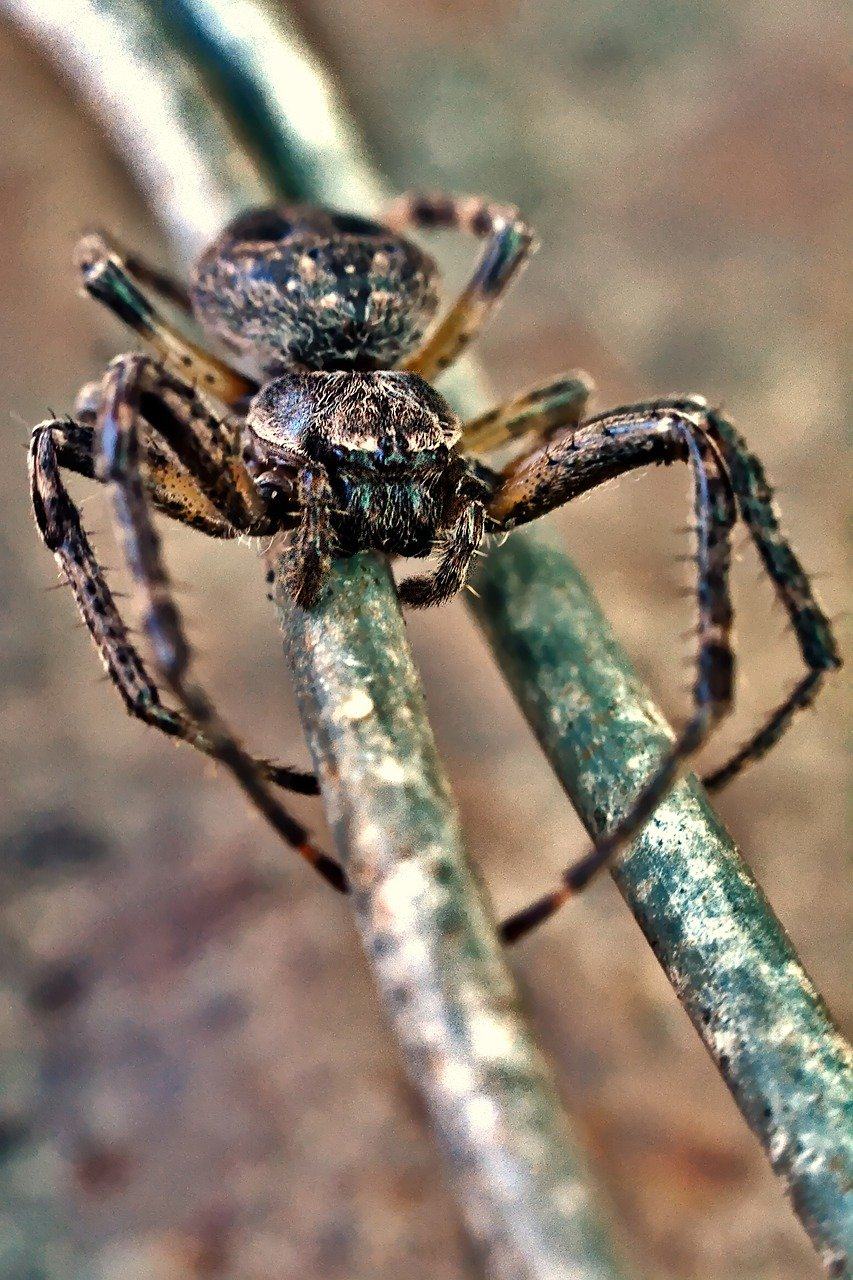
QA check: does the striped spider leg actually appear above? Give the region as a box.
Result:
[383,191,538,381]
[466,393,839,942]
[30,351,347,892]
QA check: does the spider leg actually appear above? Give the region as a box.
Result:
[488,405,739,942]
[463,371,593,454]
[29,421,318,796]
[74,232,255,404]
[700,408,841,789]
[103,236,194,315]
[91,352,270,533]
[285,467,336,610]
[89,355,343,885]
[398,501,487,608]
[383,191,537,380]
[53,412,241,540]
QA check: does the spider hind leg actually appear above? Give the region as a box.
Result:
[383,191,537,380]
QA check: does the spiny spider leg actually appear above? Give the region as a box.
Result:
[52,413,235,539]
[398,499,488,609]
[505,394,842,793]
[490,406,738,942]
[384,191,537,380]
[93,353,269,533]
[29,422,318,796]
[701,408,841,789]
[74,232,255,404]
[463,371,593,454]
[93,355,344,886]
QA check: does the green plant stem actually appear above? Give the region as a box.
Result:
[469,535,853,1275]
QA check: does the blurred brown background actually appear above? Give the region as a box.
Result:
[0,2,848,1277]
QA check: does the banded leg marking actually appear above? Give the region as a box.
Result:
[29,422,317,795]
[463,371,593,454]
[384,191,538,380]
[74,232,255,404]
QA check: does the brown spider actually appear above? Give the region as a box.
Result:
[29,192,840,942]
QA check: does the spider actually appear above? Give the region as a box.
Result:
[29,192,840,943]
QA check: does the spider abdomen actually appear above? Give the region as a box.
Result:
[190,206,440,373]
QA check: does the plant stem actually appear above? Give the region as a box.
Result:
[469,535,853,1275]
[275,550,632,1279]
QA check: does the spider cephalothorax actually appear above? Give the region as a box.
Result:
[244,369,490,601]
[30,189,840,941]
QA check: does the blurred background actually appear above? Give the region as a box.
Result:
[0,2,848,1277]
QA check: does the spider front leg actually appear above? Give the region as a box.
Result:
[384,191,537,380]
[485,405,739,942]
[29,421,317,795]
[90,355,345,888]
[702,408,841,789]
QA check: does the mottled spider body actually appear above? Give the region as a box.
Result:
[245,369,483,568]
[30,190,840,941]
[191,207,440,373]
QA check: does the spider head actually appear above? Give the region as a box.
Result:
[191,207,440,374]
[245,370,463,555]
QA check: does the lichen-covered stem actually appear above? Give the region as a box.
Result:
[275,550,632,1280]
[469,535,853,1274]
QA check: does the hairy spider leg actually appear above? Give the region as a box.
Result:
[701,408,842,789]
[29,421,317,795]
[74,232,255,404]
[383,191,537,381]
[91,355,345,885]
[463,372,594,454]
[90,353,268,533]
[287,467,336,610]
[398,499,488,608]
[489,405,739,942]
[50,414,233,539]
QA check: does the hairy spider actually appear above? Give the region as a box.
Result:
[29,192,840,942]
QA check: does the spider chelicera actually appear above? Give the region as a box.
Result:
[29,192,840,942]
